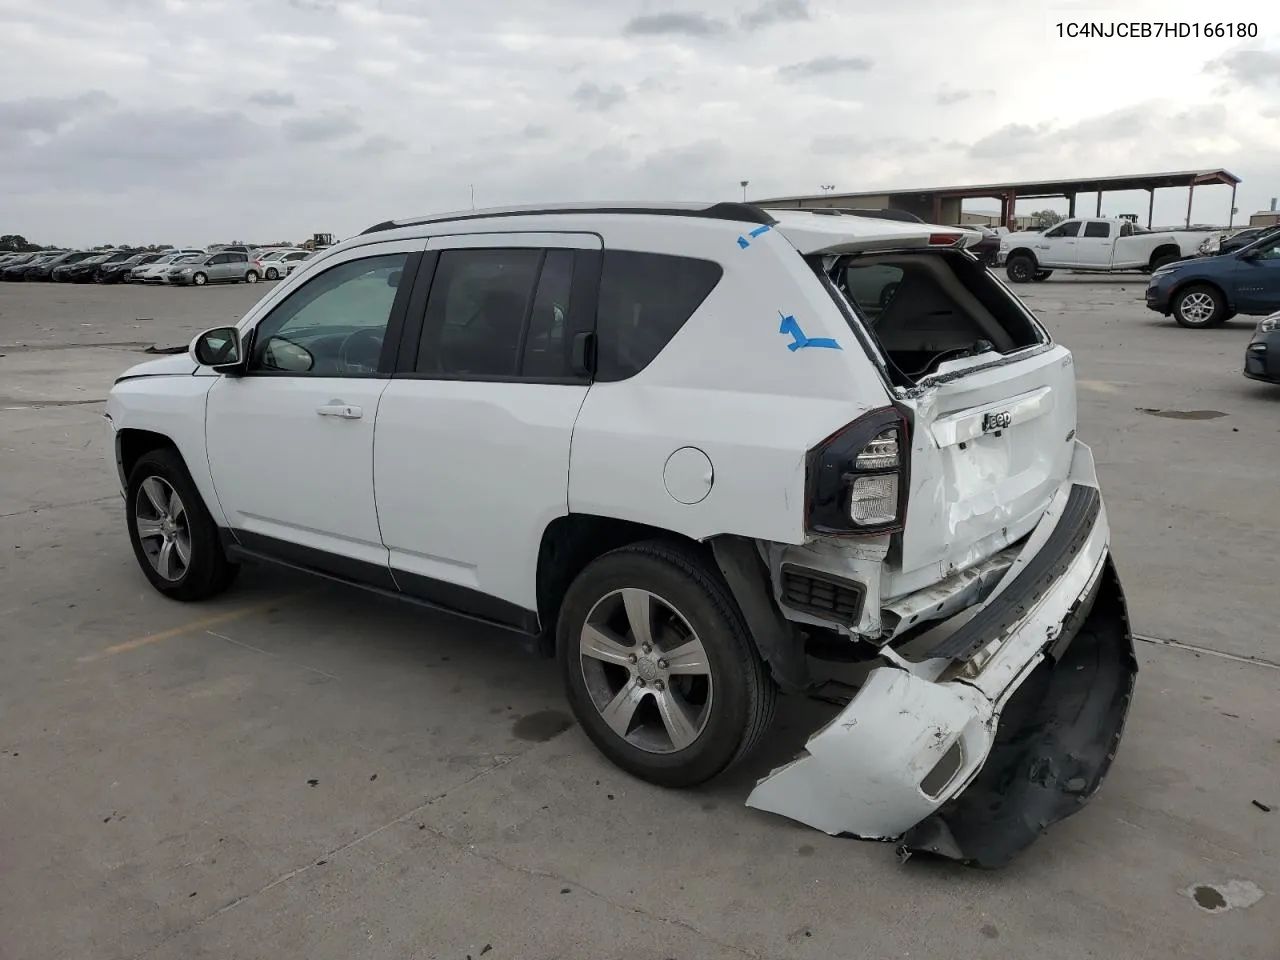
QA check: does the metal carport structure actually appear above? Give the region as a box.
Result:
[758,169,1241,230]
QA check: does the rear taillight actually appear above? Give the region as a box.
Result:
[805,406,910,536]
[928,233,965,246]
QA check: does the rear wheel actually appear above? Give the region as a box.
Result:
[1006,254,1035,283]
[558,541,776,788]
[245,270,259,283]
[1150,251,1181,271]
[126,448,238,601]
[1172,284,1226,328]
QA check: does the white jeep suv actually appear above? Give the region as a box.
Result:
[105,202,1137,867]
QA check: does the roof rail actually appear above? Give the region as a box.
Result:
[360,201,777,235]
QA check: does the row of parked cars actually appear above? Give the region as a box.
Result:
[0,246,317,286]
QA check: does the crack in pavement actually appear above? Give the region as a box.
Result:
[0,495,117,520]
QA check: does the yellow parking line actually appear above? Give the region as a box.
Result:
[79,593,308,662]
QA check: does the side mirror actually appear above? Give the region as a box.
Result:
[1238,248,1259,261]
[191,326,247,373]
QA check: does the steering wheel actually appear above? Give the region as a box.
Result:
[339,328,384,374]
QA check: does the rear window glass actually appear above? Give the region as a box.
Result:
[594,251,723,381]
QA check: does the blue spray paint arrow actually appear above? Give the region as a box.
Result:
[779,312,841,351]
[736,224,772,249]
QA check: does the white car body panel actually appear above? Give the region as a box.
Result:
[202,238,425,568]
[373,232,600,609]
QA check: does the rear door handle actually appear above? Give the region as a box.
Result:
[316,402,362,419]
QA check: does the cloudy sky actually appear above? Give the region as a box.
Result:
[1,0,1277,246]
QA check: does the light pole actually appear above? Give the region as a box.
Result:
[740,180,749,202]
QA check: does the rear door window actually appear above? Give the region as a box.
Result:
[1083,221,1111,238]
[594,251,723,381]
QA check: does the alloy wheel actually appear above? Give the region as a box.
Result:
[578,588,714,754]
[1178,291,1216,325]
[134,476,192,582]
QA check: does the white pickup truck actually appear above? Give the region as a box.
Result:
[998,218,1215,283]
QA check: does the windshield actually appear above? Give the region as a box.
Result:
[83,254,112,264]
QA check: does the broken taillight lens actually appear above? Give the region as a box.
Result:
[805,406,910,536]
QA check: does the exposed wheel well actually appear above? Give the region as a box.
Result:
[116,428,179,487]
[534,514,706,655]
[1006,247,1037,264]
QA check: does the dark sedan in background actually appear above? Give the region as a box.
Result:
[951,224,1000,265]
[1245,311,1280,384]
[52,251,129,282]
[14,250,94,281]
[1146,230,1280,328]
[1,251,65,280]
[95,252,165,283]
[1198,225,1280,258]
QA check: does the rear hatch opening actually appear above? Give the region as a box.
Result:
[812,249,1048,387]
[802,244,1079,586]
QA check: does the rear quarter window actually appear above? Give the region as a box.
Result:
[594,251,723,382]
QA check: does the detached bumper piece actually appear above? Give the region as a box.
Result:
[746,480,1138,868]
[899,560,1136,868]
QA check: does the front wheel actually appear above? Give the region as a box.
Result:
[1172,284,1227,328]
[244,270,259,283]
[265,267,279,280]
[125,448,238,601]
[192,272,208,286]
[558,541,776,788]
[1032,269,1053,281]
[1006,254,1035,283]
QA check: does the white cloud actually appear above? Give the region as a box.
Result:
[0,0,1276,245]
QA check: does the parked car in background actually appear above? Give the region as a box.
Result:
[1146,230,1280,327]
[950,224,1000,265]
[1,251,64,280]
[1197,225,1280,258]
[131,252,202,283]
[252,248,311,280]
[1244,311,1280,384]
[167,250,259,286]
[999,218,1215,282]
[284,250,319,276]
[96,252,166,284]
[16,250,93,281]
[52,251,129,282]
[0,252,40,268]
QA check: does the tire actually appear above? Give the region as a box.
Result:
[245,270,259,283]
[125,447,239,601]
[192,272,207,286]
[1172,284,1226,328]
[1150,251,1181,271]
[1032,269,1053,281]
[557,540,777,788]
[1006,254,1035,283]
[265,267,279,280]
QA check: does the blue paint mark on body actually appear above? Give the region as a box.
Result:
[736,224,772,249]
[779,312,841,351]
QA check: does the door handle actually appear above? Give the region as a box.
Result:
[316,402,362,419]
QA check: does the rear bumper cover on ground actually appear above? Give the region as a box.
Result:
[746,451,1137,868]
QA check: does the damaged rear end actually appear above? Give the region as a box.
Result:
[745,214,1138,867]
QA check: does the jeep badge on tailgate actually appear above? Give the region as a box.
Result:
[982,410,1012,433]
